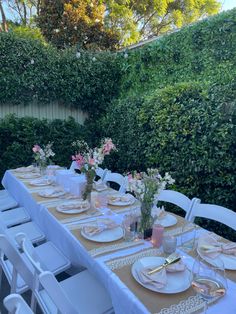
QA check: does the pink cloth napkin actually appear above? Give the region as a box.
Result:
[152,206,167,220]
[83,219,119,236]
[198,233,236,259]
[108,194,132,204]
[136,260,186,289]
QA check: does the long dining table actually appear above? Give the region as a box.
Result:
[2,168,236,314]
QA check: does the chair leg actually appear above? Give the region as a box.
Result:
[0,266,3,288]
[30,292,37,313]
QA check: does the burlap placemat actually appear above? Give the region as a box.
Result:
[106,248,221,314]
[46,205,102,224]
[68,222,144,257]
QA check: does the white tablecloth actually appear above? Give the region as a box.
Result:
[2,170,236,314]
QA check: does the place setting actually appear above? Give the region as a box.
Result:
[197,232,236,271]
[152,205,178,228]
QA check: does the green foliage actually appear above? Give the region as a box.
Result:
[0,32,121,116]
[118,9,236,98]
[9,25,46,43]
[104,0,220,46]
[0,114,86,180]
[100,9,236,212]
[37,0,119,50]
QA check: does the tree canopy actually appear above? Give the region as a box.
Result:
[0,0,221,49]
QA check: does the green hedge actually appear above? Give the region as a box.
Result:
[98,9,236,212]
[0,114,86,180]
[102,80,236,210]
[118,9,236,99]
[0,33,121,117]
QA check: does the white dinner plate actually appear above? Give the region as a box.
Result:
[14,165,37,173]
[155,214,177,228]
[132,257,191,294]
[19,173,41,179]
[108,194,136,206]
[93,183,108,192]
[29,178,53,186]
[56,201,89,215]
[38,189,66,198]
[81,224,124,242]
[197,248,236,270]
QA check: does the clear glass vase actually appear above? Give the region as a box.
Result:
[140,200,154,239]
[82,170,96,201]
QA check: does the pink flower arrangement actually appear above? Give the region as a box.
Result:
[32,142,55,164]
[71,138,116,173]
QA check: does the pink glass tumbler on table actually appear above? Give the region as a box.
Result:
[151,224,164,248]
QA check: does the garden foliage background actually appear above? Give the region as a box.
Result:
[0,9,235,217]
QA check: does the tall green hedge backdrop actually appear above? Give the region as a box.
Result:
[0,9,235,214]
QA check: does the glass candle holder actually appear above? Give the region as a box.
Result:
[162,236,177,254]
[151,224,164,248]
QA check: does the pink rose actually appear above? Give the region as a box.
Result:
[32,144,41,153]
[102,139,115,155]
[89,158,95,165]
[75,154,85,168]
[128,173,133,181]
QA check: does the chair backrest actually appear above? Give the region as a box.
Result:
[15,233,45,274]
[104,172,128,193]
[188,202,236,230]
[0,234,34,292]
[95,167,109,181]
[156,189,199,219]
[4,293,33,314]
[39,271,78,314]
[0,194,18,211]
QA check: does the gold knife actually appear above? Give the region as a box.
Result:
[148,257,181,275]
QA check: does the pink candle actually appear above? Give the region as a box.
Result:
[151,224,164,248]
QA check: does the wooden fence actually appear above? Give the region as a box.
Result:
[0,102,88,125]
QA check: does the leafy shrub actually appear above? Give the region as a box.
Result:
[101,80,236,212]
[0,33,121,116]
[0,115,86,180]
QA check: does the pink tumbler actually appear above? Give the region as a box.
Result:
[151,224,164,248]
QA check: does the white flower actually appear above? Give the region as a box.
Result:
[95,19,100,23]
[30,59,34,64]
[92,57,96,62]
[54,29,60,33]
[76,52,81,58]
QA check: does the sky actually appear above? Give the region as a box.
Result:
[222,0,236,10]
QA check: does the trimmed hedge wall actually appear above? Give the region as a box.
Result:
[0,33,121,117]
[101,9,236,212]
[0,114,86,179]
[118,9,236,98]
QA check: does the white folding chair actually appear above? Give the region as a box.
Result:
[95,167,109,181]
[16,233,71,277]
[104,172,128,193]
[0,233,71,303]
[38,271,113,314]
[16,233,113,314]
[0,189,10,198]
[188,202,236,230]
[0,191,18,211]
[0,219,45,246]
[156,189,200,220]
[4,293,33,314]
[0,207,31,227]
[0,234,35,295]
